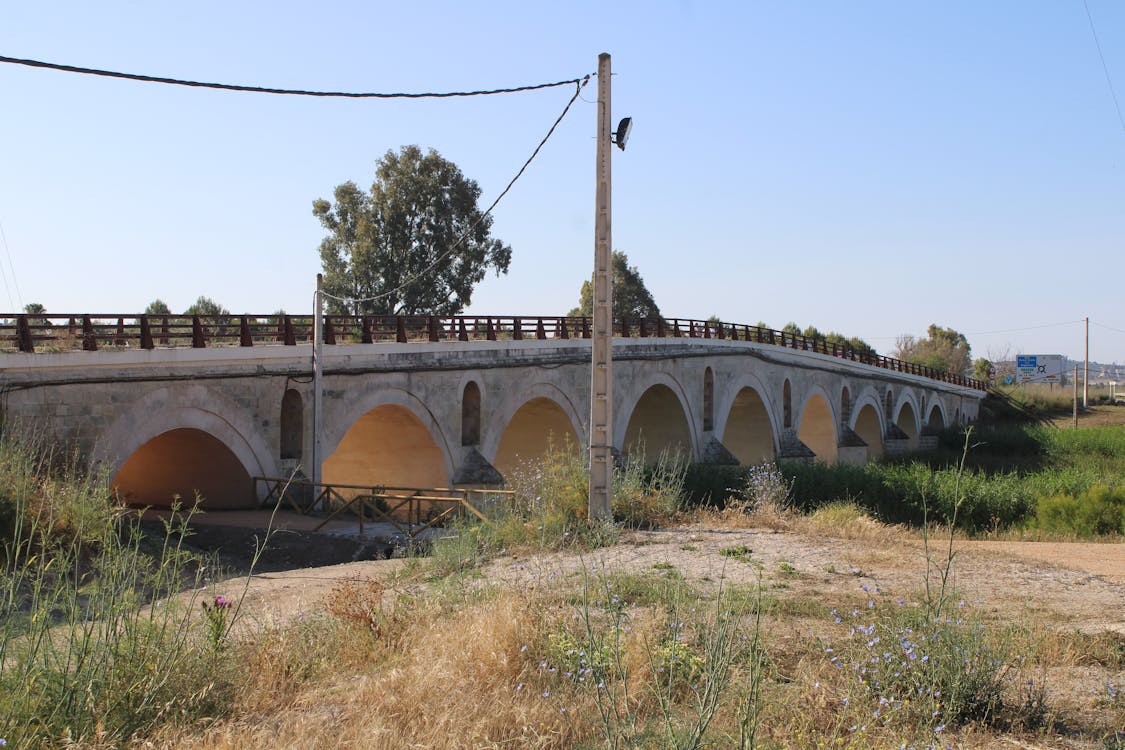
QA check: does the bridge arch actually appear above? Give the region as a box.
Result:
[617,373,697,462]
[322,388,454,489]
[97,384,275,509]
[714,373,779,465]
[850,389,885,461]
[797,385,839,464]
[485,382,585,478]
[926,399,948,431]
[893,391,922,449]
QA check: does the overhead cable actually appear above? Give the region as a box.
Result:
[0,220,21,310]
[1092,321,1125,335]
[1082,0,1125,138]
[0,53,589,99]
[320,75,590,309]
[865,319,1083,340]
[959,320,1085,336]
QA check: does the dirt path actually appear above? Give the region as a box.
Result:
[207,525,1124,636]
[963,540,1125,584]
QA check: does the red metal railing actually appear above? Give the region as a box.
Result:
[0,313,987,390]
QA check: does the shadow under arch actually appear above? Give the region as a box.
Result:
[492,397,582,479]
[852,402,884,461]
[620,380,696,463]
[113,429,253,508]
[797,386,838,464]
[322,389,453,489]
[720,385,777,464]
[96,384,275,509]
[894,395,921,450]
[926,400,947,430]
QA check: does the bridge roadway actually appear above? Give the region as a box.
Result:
[0,330,985,509]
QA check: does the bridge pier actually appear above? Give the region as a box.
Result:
[837,427,868,466]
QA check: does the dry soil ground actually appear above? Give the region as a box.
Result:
[183,516,1124,638]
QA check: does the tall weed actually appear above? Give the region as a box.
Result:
[0,431,245,746]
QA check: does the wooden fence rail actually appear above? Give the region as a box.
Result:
[1,313,987,390]
[253,476,513,540]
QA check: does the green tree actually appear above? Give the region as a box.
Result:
[144,299,171,316]
[895,324,972,375]
[568,251,661,319]
[23,302,50,327]
[777,321,876,356]
[313,145,512,316]
[824,332,876,358]
[183,296,229,317]
[973,357,993,382]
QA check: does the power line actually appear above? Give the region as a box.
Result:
[1082,0,1125,138]
[865,319,1083,340]
[320,76,591,310]
[1093,321,1125,335]
[0,53,588,99]
[0,220,21,310]
[960,320,1084,336]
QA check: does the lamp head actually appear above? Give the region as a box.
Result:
[613,117,632,151]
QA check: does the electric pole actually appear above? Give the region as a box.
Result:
[1083,316,1089,410]
[589,52,614,521]
[313,273,324,489]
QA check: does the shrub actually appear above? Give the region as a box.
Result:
[1035,485,1125,536]
[825,599,1015,738]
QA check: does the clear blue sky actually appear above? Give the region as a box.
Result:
[2,1,1123,363]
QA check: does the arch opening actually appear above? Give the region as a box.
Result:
[927,404,945,431]
[853,404,884,461]
[494,397,580,478]
[722,387,775,465]
[783,380,793,428]
[323,404,448,489]
[461,382,481,447]
[840,386,852,426]
[624,384,692,462]
[112,428,253,509]
[280,388,303,460]
[896,402,919,448]
[798,394,838,464]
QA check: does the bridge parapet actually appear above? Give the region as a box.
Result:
[1,313,987,391]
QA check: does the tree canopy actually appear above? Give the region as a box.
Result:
[183,296,229,317]
[778,322,876,358]
[894,324,972,375]
[973,357,993,382]
[313,145,512,316]
[23,303,50,326]
[568,251,661,319]
[145,299,171,316]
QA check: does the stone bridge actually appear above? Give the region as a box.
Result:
[0,319,985,509]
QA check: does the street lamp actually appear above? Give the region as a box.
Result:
[589,53,631,521]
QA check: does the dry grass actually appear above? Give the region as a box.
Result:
[158,588,581,749]
[56,497,1115,750]
[693,496,911,546]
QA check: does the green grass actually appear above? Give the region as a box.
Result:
[682,423,1125,537]
[0,429,250,747]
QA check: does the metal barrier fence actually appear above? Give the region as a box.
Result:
[1,312,987,390]
[254,476,513,540]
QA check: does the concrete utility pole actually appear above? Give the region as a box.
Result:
[313,274,324,488]
[589,52,614,521]
[1083,316,1089,410]
[1073,364,1080,428]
